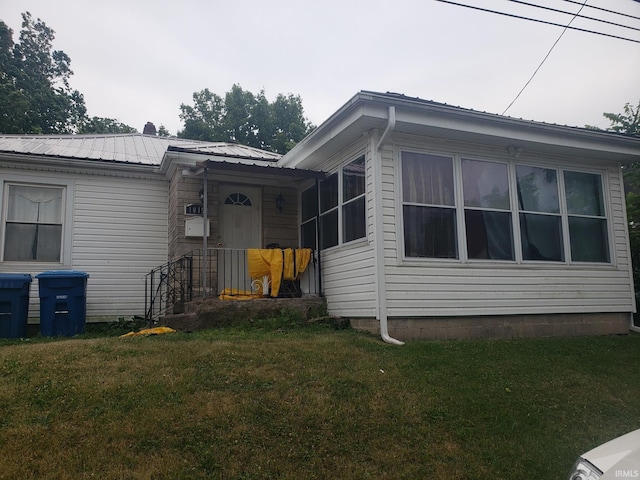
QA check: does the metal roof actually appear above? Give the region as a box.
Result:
[0,133,280,165]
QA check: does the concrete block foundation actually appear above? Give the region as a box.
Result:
[349,312,630,341]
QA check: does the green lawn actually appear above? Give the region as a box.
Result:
[0,318,638,479]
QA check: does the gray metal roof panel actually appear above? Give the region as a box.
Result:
[0,134,281,165]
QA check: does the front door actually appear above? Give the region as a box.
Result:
[218,185,261,294]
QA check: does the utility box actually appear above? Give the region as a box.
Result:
[185,217,210,237]
[0,274,33,338]
[36,271,89,337]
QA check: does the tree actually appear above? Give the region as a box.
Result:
[0,12,87,134]
[178,84,315,154]
[157,125,170,137]
[602,101,640,136]
[79,116,137,134]
[599,101,640,305]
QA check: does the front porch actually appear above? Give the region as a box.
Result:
[160,295,327,332]
[144,247,322,327]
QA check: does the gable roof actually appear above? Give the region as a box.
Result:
[0,133,280,166]
[281,91,640,168]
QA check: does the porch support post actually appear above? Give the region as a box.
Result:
[202,167,208,298]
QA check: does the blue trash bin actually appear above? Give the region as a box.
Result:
[0,274,33,338]
[36,271,89,337]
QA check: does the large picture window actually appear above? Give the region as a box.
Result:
[401,152,457,258]
[400,150,610,264]
[564,171,609,263]
[3,184,64,262]
[516,165,564,262]
[301,154,367,250]
[462,159,513,260]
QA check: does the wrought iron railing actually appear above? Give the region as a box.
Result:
[144,255,193,324]
[145,248,320,323]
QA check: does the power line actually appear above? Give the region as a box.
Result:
[506,0,640,32]
[502,0,588,115]
[559,0,640,21]
[434,0,640,43]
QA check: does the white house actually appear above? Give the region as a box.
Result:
[279,91,640,342]
[1,91,639,342]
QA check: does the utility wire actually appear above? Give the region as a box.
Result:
[435,0,640,43]
[560,0,640,21]
[506,0,640,32]
[501,0,588,115]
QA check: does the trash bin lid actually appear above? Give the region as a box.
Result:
[36,270,89,279]
[0,273,32,286]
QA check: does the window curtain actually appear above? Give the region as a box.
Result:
[7,186,62,223]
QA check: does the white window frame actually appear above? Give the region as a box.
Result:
[302,153,367,251]
[0,175,74,266]
[397,147,612,266]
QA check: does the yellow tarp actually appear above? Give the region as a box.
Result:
[248,249,284,297]
[120,327,176,338]
[218,248,314,300]
[218,288,263,301]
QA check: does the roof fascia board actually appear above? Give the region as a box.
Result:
[280,93,388,167]
[0,152,163,176]
[396,107,640,159]
[282,91,640,167]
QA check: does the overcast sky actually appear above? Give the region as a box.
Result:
[1,0,639,136]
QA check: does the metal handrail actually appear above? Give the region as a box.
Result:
[144,248,320,324]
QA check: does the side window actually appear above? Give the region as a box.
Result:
[300,185,318,249]
[342,155,366,243]
[319,174,338,249]
[401,151,457,259]
[3,184,64,262]
[300,154,367,251]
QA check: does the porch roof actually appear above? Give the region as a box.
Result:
[193,158,326,180]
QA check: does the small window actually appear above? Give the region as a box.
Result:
[342,155,366,243]
[4,184,64,262]
[319,174,338,249]
[300,185,318,249]
[224,193,252,206]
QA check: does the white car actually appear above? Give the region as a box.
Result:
[569,429,640,480]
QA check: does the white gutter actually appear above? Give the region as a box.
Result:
[373,106,404,346]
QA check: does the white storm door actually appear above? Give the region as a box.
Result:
[218,185,261,294]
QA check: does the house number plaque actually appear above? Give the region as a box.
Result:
[185,204,203,215]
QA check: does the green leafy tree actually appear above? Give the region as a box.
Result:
[598,101,640,303]
[0,12,86,134]
[79,116,137,134]
[157,124,170,137]
[178,84,314,154]
[603,101,640,136]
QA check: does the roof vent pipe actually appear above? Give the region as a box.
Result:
[374,106,404,346]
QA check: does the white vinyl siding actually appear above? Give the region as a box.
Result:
[0,168,168,322]
[72,176,168,319]
[314,140,377,317]
[385,136,634,318]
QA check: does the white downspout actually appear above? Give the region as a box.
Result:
[373,106,404,345]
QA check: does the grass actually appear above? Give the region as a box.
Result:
[0,314,639,479]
